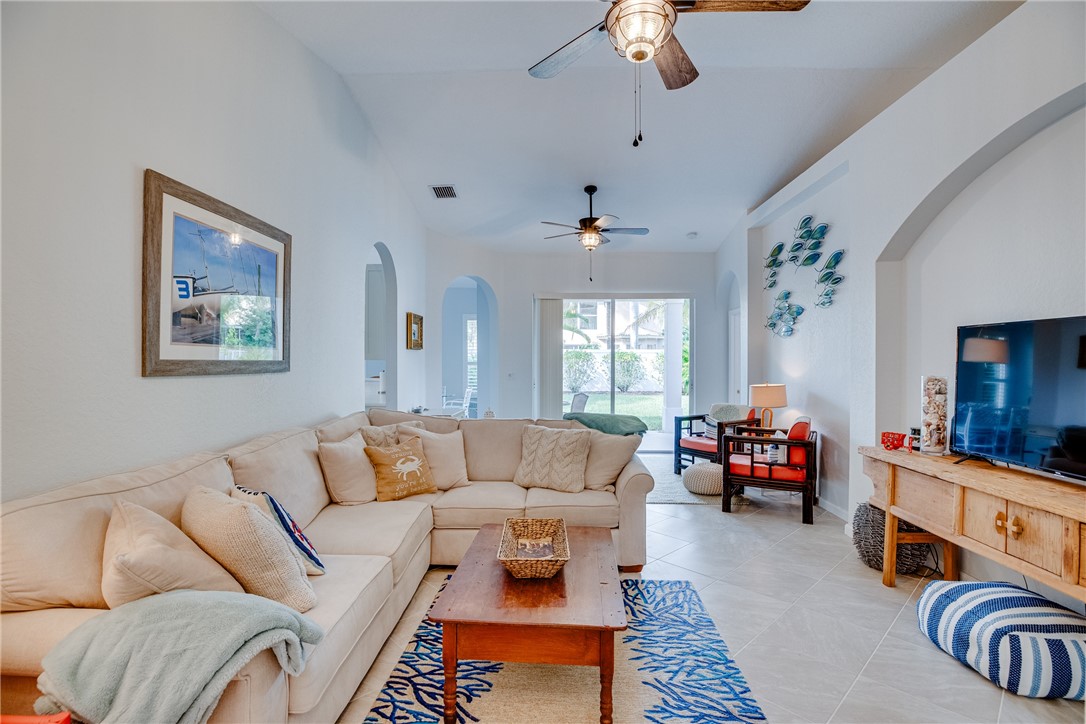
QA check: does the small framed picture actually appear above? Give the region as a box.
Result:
[406,312,423,350]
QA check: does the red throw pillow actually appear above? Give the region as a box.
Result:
[786,418,811,465]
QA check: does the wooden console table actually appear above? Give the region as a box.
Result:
[859,446,1086,602]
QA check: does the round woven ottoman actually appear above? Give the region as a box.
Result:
[682,462,723,495]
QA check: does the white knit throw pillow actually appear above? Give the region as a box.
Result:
[181,486,316,613]
[513,425,592,492]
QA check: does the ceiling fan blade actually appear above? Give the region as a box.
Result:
[673,0,809,12]
[592,214,620,229]
[600,227,650,235]
[654,33,699,90]
[544,232,581,240]
[528,22,608,79]
[542,221,581,230]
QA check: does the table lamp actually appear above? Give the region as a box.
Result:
[749,383,787,427]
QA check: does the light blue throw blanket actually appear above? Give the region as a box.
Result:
[35,590,324,724]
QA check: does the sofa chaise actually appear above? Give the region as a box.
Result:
[0,409,654,722]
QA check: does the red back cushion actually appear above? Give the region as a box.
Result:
[746,408,757,420]
[787,418,811,465]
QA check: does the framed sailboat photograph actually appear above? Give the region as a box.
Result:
[142,170,290,376]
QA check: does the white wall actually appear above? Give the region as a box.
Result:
[1,3,428,500]
[716,1,1084,529]
[423,242,725,418]
[748,183,853,518]
[902,107,1086,432]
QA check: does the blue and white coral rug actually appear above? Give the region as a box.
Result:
[365,579,765,723]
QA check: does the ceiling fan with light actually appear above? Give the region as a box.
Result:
[542,185,648,280]
[529,0,810,91]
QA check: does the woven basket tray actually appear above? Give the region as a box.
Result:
[497,518,570,579]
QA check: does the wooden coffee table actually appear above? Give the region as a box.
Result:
[428,524,627,724]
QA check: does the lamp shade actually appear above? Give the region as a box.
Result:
[750,383,788,409]
[962,337,1009,364]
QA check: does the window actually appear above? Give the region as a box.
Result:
[464,316,478,391]
[577,302,597,330]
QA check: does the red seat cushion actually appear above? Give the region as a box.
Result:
[727,454,807,482]
[679,435,718,454]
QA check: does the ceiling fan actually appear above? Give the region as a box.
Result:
[529,0,810,91]
[542,185,648,280]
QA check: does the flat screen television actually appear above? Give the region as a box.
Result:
[952,315,1086,483]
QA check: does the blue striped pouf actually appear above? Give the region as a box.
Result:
[917,581,1086,700]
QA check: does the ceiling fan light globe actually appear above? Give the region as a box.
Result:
[580,230,602,250]
[606,0,676,65]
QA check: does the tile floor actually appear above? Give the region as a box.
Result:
[339,495,1085,723]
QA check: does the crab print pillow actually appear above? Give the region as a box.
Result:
[364,436,438,501]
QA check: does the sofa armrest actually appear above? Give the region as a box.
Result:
[613,454,654,569]
[615,454,654,504]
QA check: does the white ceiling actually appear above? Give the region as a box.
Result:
[260,0,1020,253]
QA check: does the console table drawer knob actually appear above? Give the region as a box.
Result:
[994,512,1007,534]
[1008,516,1024,540]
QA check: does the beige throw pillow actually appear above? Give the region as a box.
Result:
[396,425,469,490]
[360,421,423,448]
[317,431,378,504]
[101,500,242,609]
[583,430,642,491]
[514,424,592,493]
[181,486,316,612]
[364,437,438,501]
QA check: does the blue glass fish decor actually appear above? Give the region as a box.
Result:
[763,214,845,334]
[765,290,805,338]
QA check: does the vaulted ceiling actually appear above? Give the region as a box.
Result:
[260,1,1020,253]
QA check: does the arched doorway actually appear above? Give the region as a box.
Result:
[365,243,398,410]
[440,276,498,417]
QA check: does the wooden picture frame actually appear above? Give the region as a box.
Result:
[406,312,424,350]
[142,170,290,376]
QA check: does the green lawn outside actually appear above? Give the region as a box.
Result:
[568,393,690,431]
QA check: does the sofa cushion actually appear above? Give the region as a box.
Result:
[317,432,378,504]
[514,425,591,492]
[365,438,438,502]
[1,452,235,612]
[303,500,433,584]
[367,408,461,434]
[314,412,372,443]
[524,488,620,528]
[288,554,393,715]
[226,428,329,530]
[101,501,242,608]
[0,608,106,676]
[432,482,527,529]
[584,430,642,492]
[396,426,469,490]
[459,419,533,481]
[360,421,423,448]
[181,487,316,613]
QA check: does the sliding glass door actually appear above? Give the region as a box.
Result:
[553,297,690,434]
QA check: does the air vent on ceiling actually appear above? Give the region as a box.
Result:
[430,185,457,199]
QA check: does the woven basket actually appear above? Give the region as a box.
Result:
[497,518,570,579]
[851,502,929,574]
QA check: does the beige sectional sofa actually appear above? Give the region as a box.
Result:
[0,409,653,722]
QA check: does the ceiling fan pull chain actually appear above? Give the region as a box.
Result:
[632,63,641,147]
[589,250,594,282]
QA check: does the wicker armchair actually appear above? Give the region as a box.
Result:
[720,420,818,524]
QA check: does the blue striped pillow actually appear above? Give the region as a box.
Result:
[917,581,1085,700]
